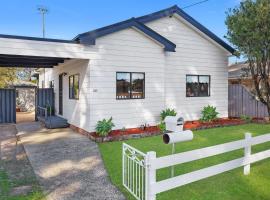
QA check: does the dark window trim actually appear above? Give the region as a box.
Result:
[186,74,211,97]
[69,74,80,100]
[116,72,145,100]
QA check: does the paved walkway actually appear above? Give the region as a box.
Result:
[17,122,125,200]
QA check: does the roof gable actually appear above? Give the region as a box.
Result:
[136,5,235,54]
[74,18,176,52]
[74,5,235,54]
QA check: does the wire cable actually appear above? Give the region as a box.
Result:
[182,0,210,9]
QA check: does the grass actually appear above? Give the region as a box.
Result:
[99,123,270,200]
[0,167,44,200]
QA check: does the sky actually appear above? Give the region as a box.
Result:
[0,0,241,62]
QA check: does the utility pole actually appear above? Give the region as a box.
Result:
[37,6,49,38]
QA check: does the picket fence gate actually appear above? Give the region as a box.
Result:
[122,133,270,200]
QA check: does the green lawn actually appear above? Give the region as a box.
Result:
[0,168,44,200]
[99,124,270,200]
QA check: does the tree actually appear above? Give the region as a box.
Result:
[226,0,270,117]
[0,67,34,88]
[0,68,18,88]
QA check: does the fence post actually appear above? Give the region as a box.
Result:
[244,132,252,175]
[145,151,156,200]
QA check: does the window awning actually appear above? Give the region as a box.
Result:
[0,54,68,68]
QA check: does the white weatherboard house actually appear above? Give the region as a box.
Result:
[0,5,235,132]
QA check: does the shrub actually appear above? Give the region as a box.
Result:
[240,115,252,123]
[158,122,166,133]
[160,108,177,121]
[200,105,219,122]
[95,117,115,137]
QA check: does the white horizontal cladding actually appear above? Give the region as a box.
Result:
[39,59,91,131]
[147,15,229,54]
[0,38,94,59]
[153,149,270,194]
[152,133,270,170]
[89,26,166,132]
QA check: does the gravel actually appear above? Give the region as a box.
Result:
[17,122,125,200]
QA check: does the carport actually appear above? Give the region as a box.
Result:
[0,34,89,124]
[0,54,67,124]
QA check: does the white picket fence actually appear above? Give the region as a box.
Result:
[122,133,270,200]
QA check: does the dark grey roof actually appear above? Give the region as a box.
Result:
[74,5,235,54]
[74,18,176,52]
[0,5,235,54]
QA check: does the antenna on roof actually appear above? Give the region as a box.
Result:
[37,5,49,38]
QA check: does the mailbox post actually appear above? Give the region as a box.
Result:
[163,116,193,177]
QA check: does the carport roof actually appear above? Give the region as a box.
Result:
[0,33,76,44]
[0,54,68,68]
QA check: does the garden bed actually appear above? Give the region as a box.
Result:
[183,118,246,130]
[86,118,265,142]
[89,126,161,142]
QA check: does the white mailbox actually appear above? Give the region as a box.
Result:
[163,130,194,144]
[164,116,184,132]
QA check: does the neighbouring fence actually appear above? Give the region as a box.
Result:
[229,84,268,118]
[123,133,270,200]
[0,89,16,123]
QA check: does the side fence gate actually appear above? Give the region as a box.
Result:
[123,133,270,200]
[0,89,16,123]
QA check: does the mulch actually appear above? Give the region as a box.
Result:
[87,118,264,142]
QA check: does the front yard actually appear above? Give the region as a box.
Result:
[99,124,270,200]
[0,125,44,200]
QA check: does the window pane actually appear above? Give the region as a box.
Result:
[199,76,210,97]
[116,73,130,99]
[74,75,79,99]
[69,76,74,99]
[131,73,144,99]
[186,75,198,97]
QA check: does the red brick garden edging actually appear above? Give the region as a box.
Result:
[69,118,269,143]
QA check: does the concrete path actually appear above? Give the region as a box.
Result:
[17,122,125,200]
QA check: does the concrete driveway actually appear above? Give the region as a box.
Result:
[17,122,125,200]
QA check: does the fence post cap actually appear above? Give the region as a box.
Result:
[245,132,252,138]
[147,151,156,157]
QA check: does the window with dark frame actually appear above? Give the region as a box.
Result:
[186,75,210,97]
[116,72,145,99]
[69,74,79,99]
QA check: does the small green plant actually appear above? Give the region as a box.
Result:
[240,115,252,123]
[95,117,115,137]
[200,105,219,122]
[158,121,166,133]
[160,108,177,121]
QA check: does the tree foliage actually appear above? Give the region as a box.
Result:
[226,0,270,116]
[0,68,18,88]
[0,68,34,88]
